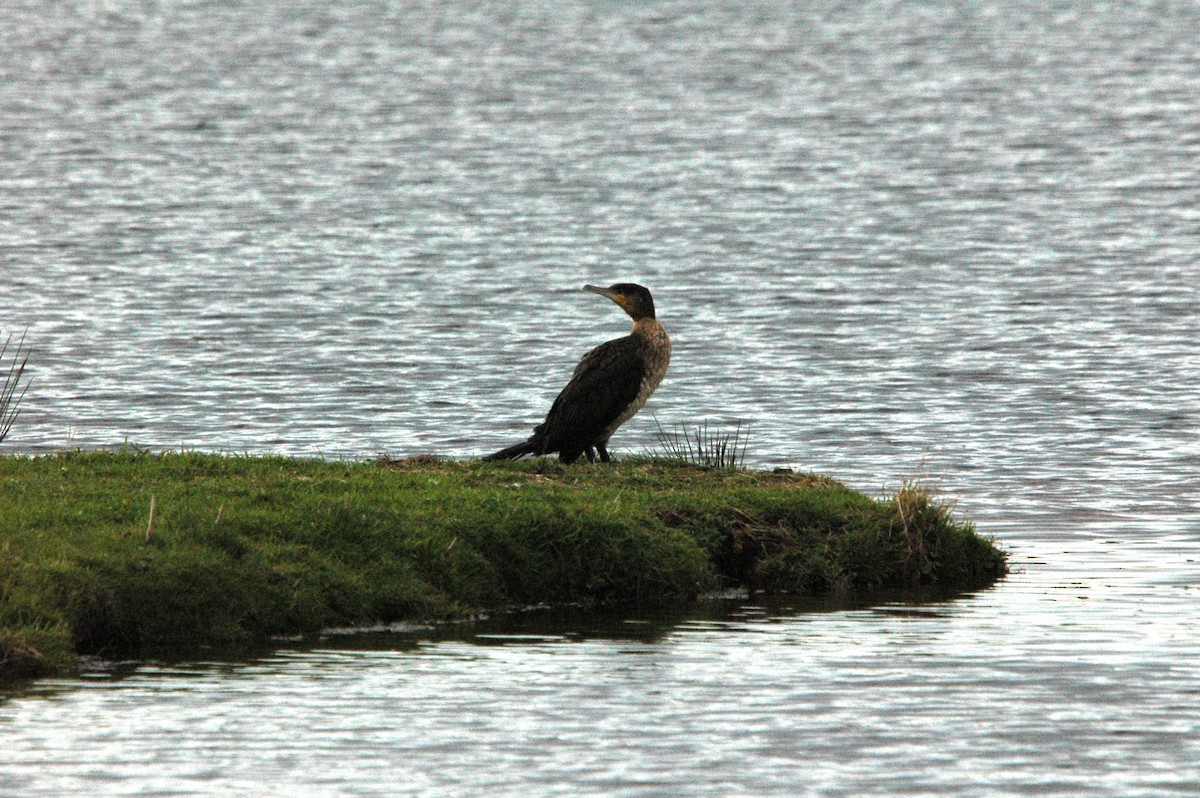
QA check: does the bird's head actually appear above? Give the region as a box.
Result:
[583,283,656,321]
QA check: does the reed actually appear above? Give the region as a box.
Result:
[0,331,31,445]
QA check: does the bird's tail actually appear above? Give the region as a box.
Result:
[482,438,540,461]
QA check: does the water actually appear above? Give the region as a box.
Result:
[3,0,1200,794]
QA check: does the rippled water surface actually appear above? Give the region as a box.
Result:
[3,0,1200,795]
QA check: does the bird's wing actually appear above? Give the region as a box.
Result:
[539,336,645,447]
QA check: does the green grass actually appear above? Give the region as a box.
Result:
[0,451,1006,683]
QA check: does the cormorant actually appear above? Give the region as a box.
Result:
[483,283,671,464]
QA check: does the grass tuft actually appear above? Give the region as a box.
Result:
[652,417,749,469]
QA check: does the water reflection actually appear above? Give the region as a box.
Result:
[5,574,1197,797]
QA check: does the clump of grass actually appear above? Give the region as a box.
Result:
[653,418,749,469]
[1,330,31,444]
[885,480,1006,587]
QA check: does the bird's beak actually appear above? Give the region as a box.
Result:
[584,284,622,305]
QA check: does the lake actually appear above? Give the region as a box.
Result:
[2,0,1199,795]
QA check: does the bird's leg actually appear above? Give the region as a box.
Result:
[597,442,611,463]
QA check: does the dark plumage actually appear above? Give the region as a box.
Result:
[483,283,672,464]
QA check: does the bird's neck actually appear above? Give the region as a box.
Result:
[632,317,666,339]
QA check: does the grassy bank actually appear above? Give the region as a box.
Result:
[0,451,1006,683]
